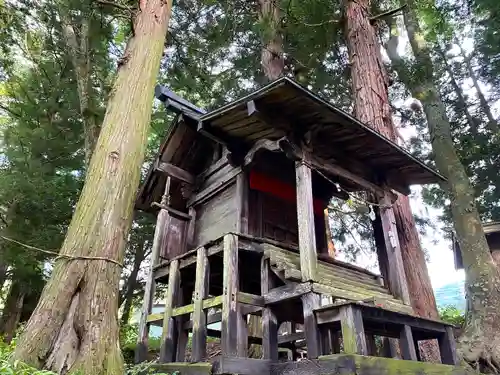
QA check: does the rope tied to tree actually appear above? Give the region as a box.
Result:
[0,235,124,268]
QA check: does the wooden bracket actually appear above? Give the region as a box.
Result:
[155,161,194,184]
[152,202,193,221]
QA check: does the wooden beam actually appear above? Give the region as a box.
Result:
[221,234,241,356]
[136,178,171,363]
[296,161,318,281]
[439,326,459,365]
[243,138,281,167]
[237,292,265,307]
[378,192,411,305]
[213,356,271,375]
[159,259,180,362]
[301,292,322,359]
[152,202,192,221]
[263,282,312,304]
[261,257,279,361]
[340,304,368,355]
[192,247,209,362]
[156,161,195,184]
[280,138,399,201]
[400,325,418,361]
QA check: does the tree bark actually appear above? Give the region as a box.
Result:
[258,0,284,80]
[343,0,440,362]
[120,241,148,326]
[459,46,497,132]
[60,11,100,167]
[389,1,500,370]
[0,279,25,343]
[12,1,173,374]
[436,48,479,137]
[0,263,7,293]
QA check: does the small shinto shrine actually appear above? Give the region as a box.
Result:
[135,78,468,375]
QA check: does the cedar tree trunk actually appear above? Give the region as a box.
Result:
[60,12,100,167]
[460,46,497,132]
[389,2,500,370]
[343,0,440,361]
[12,1,173,374]
[0,279,25,343]
[436,48,478,137]
[259,0,284,80]
[120,241,147,326]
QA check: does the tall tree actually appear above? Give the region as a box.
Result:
[343,0,440,360]
[11,1,174,374]
[387,0,500,369]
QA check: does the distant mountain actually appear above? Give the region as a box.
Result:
[434,281,466,311]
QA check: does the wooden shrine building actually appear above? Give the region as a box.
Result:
[135,78,468,375]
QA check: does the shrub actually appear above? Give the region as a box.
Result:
[439,305,466,327]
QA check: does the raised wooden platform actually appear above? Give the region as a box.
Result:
[137,233,456,369]
[144,354,473,375]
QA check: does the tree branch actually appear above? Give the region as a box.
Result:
[370,4,407,23]
[95,0,133,14]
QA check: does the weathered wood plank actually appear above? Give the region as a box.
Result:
[152,202,192,221]
[283,268,391,300]
[193,183,238,247]
[155,243,223,279]
[159,259,180,362]
[400,325,418,361]
[340,304,367,355]
[302,292,322,359]
[156,161,194,184]
[189,167,241,207]
[263,282,312,304]
[192,247,209,362]
[272,354,356,375]
[142,362,212,375]
[378,192,411,305]
[213,356,271,375]
[439,326,459,365]
[238,292,265,307]
[261,257,279,361]
[186,207,196,249]
[311,283,413,315]
[147,295,224,323]
[295,162,318,281]
[318,354,475,375]
[262,242,381,282]
[236,172,249,234]
[222,233,240,356]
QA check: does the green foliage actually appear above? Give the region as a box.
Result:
[0,338,56,375]
[439,305,466,327]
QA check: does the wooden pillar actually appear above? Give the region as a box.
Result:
[439,326,459,365]
[400,325,418,361]
[136,177,171,363]
[295,161,318,281]
[191,247,209,362]
[378,192,411,305]
[236,172,249,234]
[366,334,377,356]
[176,287,190,362]
[159,259,180,362]
[301,292,321,358]
[340,304,368,355]
[222,233,246,356]
[261,257,278,361]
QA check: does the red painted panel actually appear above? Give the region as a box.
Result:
[249,170,325,215]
